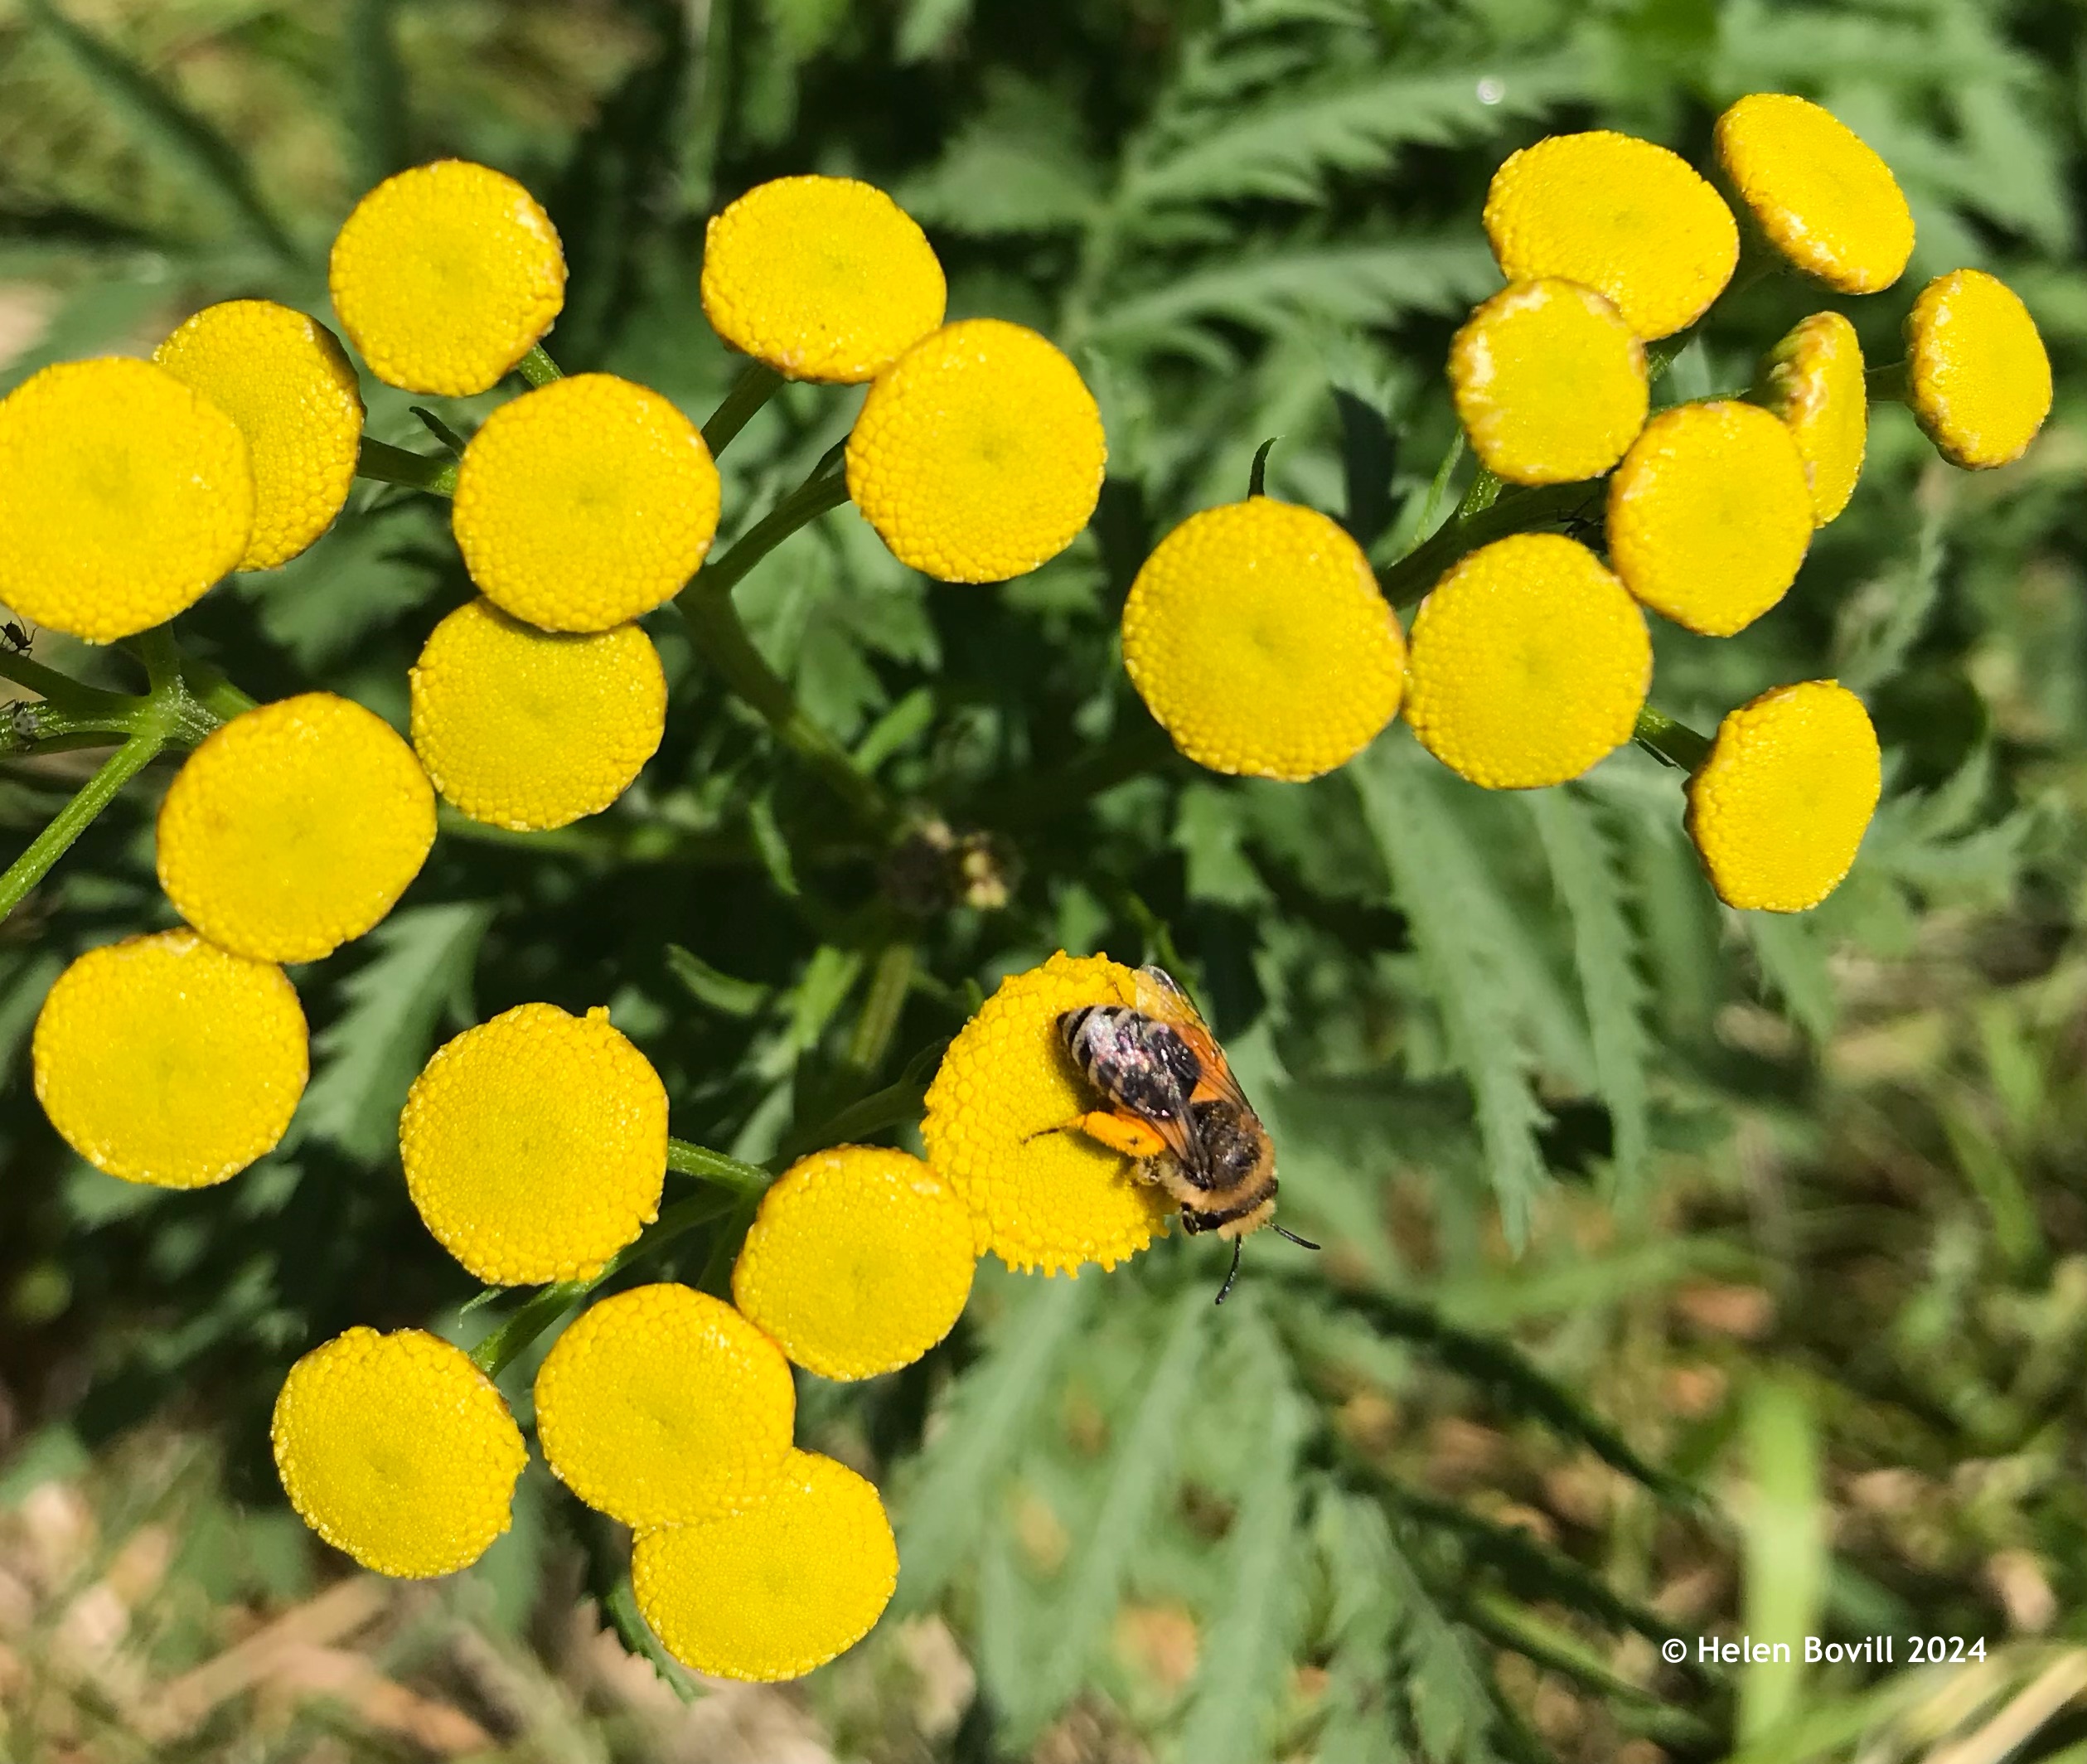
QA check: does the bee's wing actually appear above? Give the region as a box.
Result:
[1135,965,1255,1115]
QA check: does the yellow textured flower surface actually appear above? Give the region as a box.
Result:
[1759,312,1867,524]
[534,1283,795,1527]
[32,930,306,1190]
[1483,133,1738,339]
[1605,400,1813,637]
[922,952,1173,1273]
[154,300,365,569]
[1449,279,1648,484]
[733,1146,976,1380]
[272,1328,526,1578]
[702,175,947,382]
[632,1450,897,1683]
[1121,498,1404,782]
[409,598,666,831]
[1904,269,2053,470]
[399,1002,666,1285]
[452,373,720,632]
[1404,534,1650,790]
[0,357,251,643]
[1686,680,1881,913]
[846,318,1105,583]
[1714,94,1914,295]
[329,159,565,395]
[157,693,436,963]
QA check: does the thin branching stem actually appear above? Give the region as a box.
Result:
[516,342,563,386]
[0,734,163,918]
[702,360,786,457]
[355,436,458,497]
[1632,706,1714,772]
[1377,479,1604,606]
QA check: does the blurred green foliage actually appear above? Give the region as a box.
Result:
[6,0,2087,1759]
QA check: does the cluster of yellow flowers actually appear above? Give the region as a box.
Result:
[1122,92,2051,914]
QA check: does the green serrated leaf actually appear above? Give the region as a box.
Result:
[1354,742,1548,1247]
[895,1274,1092,1612]
[1012,1285,1207,1739]
[1528,789,1652,1195]
[665,944,772,1017]
[1739,909,1836,1043]
[293,902,492,1164]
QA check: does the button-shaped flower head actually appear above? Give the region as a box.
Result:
[409,598,666,831]
[0,358,252,643]
[33,930,307,1189]
[1904,269,2052,471]
[272,1327,527,1578]
[1483,133,1738,340]
[1686,680,1881,913]
[1714,94,1914,295]
[1605,400,1814,637]
[702,175,947,383]
[452,372,721,632]
[1403,534,1650,790]
[922,952,1174,1274]
[847,317,1106,583]
[329,159,565,396]
[733,1146,977,1381]
[1449,279,1649,485]
[533,1283,795,1527]
[400,1002,666,1286]
[157,692,437,963]
[1758,312,1867,525]
[632,1450,897,1682]
[1121,497,1405,782]
[154,300,365,570]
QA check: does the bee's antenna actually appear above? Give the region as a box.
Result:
[1213,1238,1242,1306]
[1272,1226,1320,1252]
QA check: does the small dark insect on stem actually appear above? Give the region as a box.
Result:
[2,621,29,654]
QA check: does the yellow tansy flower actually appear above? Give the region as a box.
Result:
[702,175,947,382]
[399,1001,666,1286]
[633,1450,897,1682]
[1449,279,1648,485]
[921,951,1173,1274]
[1605,400,1813,637]
[1903,269,2053,470]
[846,317,1106,583]
[1757,312,1867,524]
[32,930,306,1190]
[1714,94,1914,295]
[533,1283,795,1527]
[329,159,566,396]
[732,1146,976,1381]
[1403,534,1650,790]
[409,598,666,831]
[1483,132,1738,339]
[0,357,252,644]
[154,300,365,570]
[1686,680,1881,913]
[452,373,720,632]
[1121,498,1404,783]
[157,692,436,963]
[272,1327,526,1578]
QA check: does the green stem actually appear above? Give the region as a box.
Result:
[0,734,162,918]
[1378,479,1604,607]
[679,584,896,833]
[467,1186,741,1378]
[516,342,563,387]
[131,626,182,695]
[701,361,786,458]
[356,436,458,497]
[685,450,852,603]
[179,659,256,722]
[0,650,135,719]
[845,942,917,1078]
[1454,464,1504,519]
[664,1136,772,1195]
[1632,706,1714,772]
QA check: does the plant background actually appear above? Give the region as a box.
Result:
[4,0,2087,1759]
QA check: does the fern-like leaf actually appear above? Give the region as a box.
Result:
[1354,742,1549,1246]
[1528,788,1653,1194]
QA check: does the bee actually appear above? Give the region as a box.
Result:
[1044,964,1316,1303]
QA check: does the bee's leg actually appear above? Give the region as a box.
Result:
[1020,1110,1169,1161]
